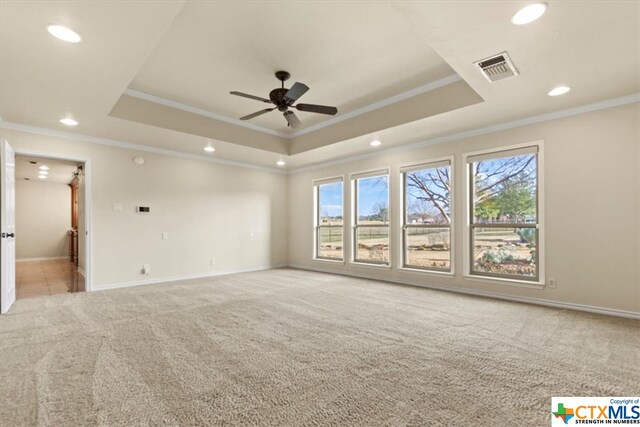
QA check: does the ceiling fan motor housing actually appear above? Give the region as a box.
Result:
[269,88,290,111]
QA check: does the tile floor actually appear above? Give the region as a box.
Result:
[16,259,84,299]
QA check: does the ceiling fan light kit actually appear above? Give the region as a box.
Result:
[230,71,338,128]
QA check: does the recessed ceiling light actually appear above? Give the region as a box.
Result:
[511,3,547,25]
[276,160,286,167]
[47,25,81,43]
[370,139,382,147]
[39,170,49,175]
[38,175,47,179]
[60,118,78,126]
[548,86,571,96]
[39,165,49,171]
[204,142,215,153]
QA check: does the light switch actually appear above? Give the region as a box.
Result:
[113,203,123,212]
[162,232,169,240]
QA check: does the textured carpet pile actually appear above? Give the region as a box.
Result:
[1,268,638,426]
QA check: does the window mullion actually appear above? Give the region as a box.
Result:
[468,149,539,281]
[401,162,452,272]
[315,180,344,261]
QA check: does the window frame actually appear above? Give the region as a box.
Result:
[399,157,454,274]
[463,141,545,287]
[351,168,391,266]
[313,176,345,263]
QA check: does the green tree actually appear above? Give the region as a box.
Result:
[475,199,499,220]
[495,183,535,222]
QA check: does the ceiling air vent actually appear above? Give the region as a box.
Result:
[474,52,519,82]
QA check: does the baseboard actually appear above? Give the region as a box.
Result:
[16,256,69,263]
[93,264,289,291]
[288,263,640,320]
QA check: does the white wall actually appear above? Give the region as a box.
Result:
[2,130,289,288]
[2,102,638,315]
[15,180,71,260]
[288,103,640,314]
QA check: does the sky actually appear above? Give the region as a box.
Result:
[318,176,389,219]
[357,176,388,217]
[319,181,343,218]
[319,157,534,221]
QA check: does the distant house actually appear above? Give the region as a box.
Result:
[408,213,438,224]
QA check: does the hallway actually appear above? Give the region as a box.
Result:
[16,259,84,299]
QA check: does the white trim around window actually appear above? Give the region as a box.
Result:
[313,175,346,264]
[398,156,455,276]
[463,140,545,288]
[350,167,391,267]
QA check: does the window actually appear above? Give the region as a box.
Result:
[352,170,389,264]
[467,146,539,281]
[401,160,452,272]
[314,178,344,260]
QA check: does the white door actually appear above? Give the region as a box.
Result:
[1,139,16,313]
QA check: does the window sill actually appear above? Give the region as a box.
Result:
[463,274,545,290]
[398,267,455,277]
[313,258,345,265]
[350,261,392,269]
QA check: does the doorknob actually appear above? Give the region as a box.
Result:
[7,233,14,238]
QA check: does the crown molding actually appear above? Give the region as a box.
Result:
[2,92,637,176]
[288,92,640,174]
[124,88,290,138]
[0,120,287,174]
[289,73,462,138]
[123,73,462,140]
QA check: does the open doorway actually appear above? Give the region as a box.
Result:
[14,155,85,299]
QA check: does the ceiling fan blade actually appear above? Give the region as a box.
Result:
[240,108,275,120]
[283,110,302,128]
[295,103,338,115]
[284,82,309,104]
[230,91,272,103]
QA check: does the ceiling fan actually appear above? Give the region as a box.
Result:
[230,71,338,128]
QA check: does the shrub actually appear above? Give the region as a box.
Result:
[516,228,536,244]
[481,246,512,264]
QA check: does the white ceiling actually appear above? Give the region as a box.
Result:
[16,156,80,185]
[1,1,638,170]
[129,1,454,132]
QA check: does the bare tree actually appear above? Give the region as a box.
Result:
[406,167,451,223]
[319,207,330,224]
[371,201,388,223]
[474,154,535,204]
[405,155,536,223]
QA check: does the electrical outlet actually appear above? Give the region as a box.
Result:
[162,231,169,240]
[142,264,150,275]
[548,278,557,289]
[210,258,215,266]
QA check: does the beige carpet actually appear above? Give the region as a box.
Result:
[1,268,638,426]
